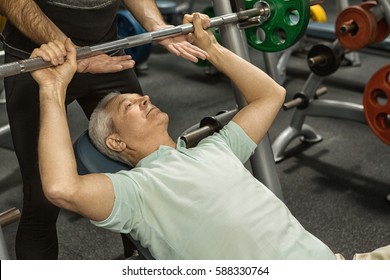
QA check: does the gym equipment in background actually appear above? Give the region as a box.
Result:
[271,0,390,162]
[244,0,311,52]
[363,64,390,145]
[335,0,390,51]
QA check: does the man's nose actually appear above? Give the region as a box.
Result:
[139,95,150,108]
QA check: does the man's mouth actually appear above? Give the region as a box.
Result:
[146,107,156,117]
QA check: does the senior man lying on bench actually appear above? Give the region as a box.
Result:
[33,13,339,259]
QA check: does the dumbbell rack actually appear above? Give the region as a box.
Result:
[271,0,390,162]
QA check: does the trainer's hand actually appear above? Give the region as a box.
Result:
[155,15,211,63]
[77,53,136,74]
[30,38,77,90]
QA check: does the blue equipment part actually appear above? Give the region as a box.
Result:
[156,0,177,15]
[116,10,152,65]
[73,130,155,260]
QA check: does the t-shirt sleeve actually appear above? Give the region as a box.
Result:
[90,172,141,234]
[213,121,258,163]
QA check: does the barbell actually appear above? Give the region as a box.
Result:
[0,0,318,79]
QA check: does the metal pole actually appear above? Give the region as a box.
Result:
[213,0,284,200]
[377,0,390,26]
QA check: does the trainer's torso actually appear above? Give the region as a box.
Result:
[3,0,121,57]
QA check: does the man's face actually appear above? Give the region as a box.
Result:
[106,93,169,147]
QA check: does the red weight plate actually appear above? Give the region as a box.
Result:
[335,5,377,50]
[360,1,390,44]
[363,65,390,144]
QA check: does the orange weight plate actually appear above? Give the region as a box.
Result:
[335,4,377,50]
[363,64,390,145]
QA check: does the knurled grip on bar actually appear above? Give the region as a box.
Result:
[0,46,93,78]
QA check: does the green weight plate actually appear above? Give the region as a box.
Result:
[244,0,310,52]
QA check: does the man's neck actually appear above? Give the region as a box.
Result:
[127,136,176,166]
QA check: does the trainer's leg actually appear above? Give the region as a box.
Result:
[5,55,60,259]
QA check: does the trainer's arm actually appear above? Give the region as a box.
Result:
[0,1,135,73]
[121,0,208,62]
[185,13,286,144]
[0,0,67,45]
[33,39,115,222]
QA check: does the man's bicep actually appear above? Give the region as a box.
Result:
[232,100,281,145]
[73,173,115,222]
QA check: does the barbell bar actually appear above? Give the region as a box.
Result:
[0,0,321,79]
[0,4,269,79]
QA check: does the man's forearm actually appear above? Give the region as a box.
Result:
[38,89,79,207]
[0,0,67,45]
[121,0,166,31]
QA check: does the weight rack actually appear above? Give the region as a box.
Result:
[271,0,390,162]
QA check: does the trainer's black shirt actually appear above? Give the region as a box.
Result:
[3,0,121,58]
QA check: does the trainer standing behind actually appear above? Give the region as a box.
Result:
[0,0,207,259]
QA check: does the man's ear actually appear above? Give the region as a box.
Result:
[106,134,126,152]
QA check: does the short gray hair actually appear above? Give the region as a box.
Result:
[88,92,132,166]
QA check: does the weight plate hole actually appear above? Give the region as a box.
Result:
[255,27,266,44]
[274,28,287,45]
[372,90,388,107]
[375,113,390,130]
[287,8,300,26]
[387,115,390,128]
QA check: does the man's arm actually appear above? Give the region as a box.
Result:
[185,13,286,145]
[32,40,115,222]
[121,0,208,63]
[0,0,67,45]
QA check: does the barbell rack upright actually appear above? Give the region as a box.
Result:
[213,0,284,201]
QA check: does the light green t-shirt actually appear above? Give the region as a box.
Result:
[92,121,336,260]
